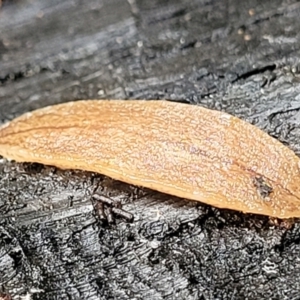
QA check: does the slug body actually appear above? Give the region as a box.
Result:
[0,100,300,218]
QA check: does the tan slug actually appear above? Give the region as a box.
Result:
[0,100,300,218]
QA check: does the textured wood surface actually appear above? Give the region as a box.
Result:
[1,0,300,299]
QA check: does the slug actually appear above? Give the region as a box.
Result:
[0,100,300,219]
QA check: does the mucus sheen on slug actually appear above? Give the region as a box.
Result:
[0,100,300,218]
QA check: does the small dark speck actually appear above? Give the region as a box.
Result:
[253,176,273,199]
[22,162,44,174]
[180,40,197,50]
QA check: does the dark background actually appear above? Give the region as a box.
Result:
[1,0,300,299]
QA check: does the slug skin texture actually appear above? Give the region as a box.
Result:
[0,100,300,218]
